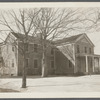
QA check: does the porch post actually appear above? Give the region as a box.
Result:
[92,56,95,73]
[99,57,100,72]
[85,55,88,73]
[73,44,77,73]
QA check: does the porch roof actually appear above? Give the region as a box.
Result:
[76,53,100,58]
[76,53,94,57]
[94,54,100,57]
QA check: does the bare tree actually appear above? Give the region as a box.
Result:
[0,8,86,86]
[33,8,84,77]
[79,8,100,32]
[0,8,40,88]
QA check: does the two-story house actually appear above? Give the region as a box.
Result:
[0,33,100,76]
[0,32,55,76]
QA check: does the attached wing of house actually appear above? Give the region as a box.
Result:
[54,33,94,65]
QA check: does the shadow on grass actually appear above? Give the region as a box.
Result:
[1,74,98,79]
[0,88,19,92]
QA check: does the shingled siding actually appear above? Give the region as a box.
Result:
[27,53,42,75]
[47,48,56,75]
[17,40,55,76]
[18,54,42,76]
[3,33,98,76]
[18,42,42,76]
[76,56,86,74]
[55,50,74,75]
[74,37,94,74]
[74,37,94,54]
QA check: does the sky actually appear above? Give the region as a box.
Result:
[87,32,100,55]
[0,3,100,54]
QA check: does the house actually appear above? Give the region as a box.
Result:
[0,33,100,76]
[0,32,54,76]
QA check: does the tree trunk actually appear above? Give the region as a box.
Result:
[42,50,48,77]
[41,38,48,77]
[22,55,27,88]
[22,42,28,88]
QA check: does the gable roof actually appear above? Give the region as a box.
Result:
[54,34,83,44]
[54,33,94,47]
[11,32,54,45]
[10,32,40,43]
[4,32,54,47]
[4,32,16,44]
[4,32,94,47]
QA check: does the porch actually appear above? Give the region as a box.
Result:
[75,54,97,75]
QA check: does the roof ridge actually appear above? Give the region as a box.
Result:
[54,33,83,44]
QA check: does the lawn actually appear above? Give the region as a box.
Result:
[0,75,100,92]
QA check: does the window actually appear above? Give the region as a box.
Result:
[24,43,28,52]
[34,44,38,52]
[12,46,15,52]
[34,59,38,68]
[26,44,28,52]
[89,48,91,54]
[26,59,29,67]
[12,59,14,67]
[85,47,87,53]
[51,60,54,68]
[51,48,54,55]
[77,45,80,53]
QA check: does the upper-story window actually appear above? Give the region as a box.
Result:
[34,44,38,52]
[77,45,80,53]
[89,48,91,54]
[85,47,87,53]
[26,58,29,67]
[12,46,15,52]
[51,48,54,55]
[24,43,28,52]
[12,59,14,67]
[26,43,28,52]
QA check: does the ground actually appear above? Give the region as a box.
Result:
[0,75,100,92]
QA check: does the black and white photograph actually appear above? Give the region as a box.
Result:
[0,2,100,98]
